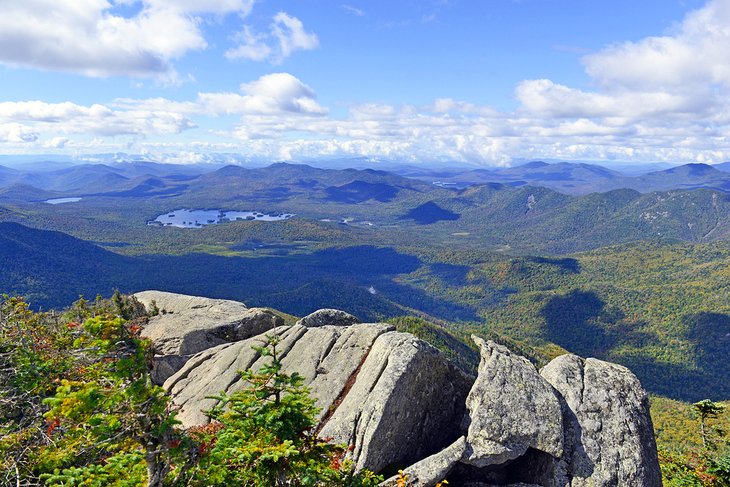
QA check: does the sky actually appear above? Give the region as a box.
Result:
[1,0,729,166]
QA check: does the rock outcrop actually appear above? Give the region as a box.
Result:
[381,340,660,487]
[295,308,360,327]
[145,291,661,486]
[380,437,468,487]
[165,323,473,473]
[133,291,284,384]
[381,337,564,487]
[462,337,563,467]
[317,331,473,472]
[540,354,662,487]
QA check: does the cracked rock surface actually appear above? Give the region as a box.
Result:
[165,323,473,473]
[133,290,284,384]
[463,336,564,467]
[540,354,662,487]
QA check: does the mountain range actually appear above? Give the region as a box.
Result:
[2,161,730,257]
[402,161,730,194]
[4,159,730,198]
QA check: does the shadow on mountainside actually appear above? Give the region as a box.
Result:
[541,290,614,358]
[541,291,730,401]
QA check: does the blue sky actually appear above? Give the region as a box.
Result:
[0,0,727,166]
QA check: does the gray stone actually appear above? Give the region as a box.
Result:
[165,323,393,428]
[540,354,662,487]
[463,336,564,468]
[379,437,467,487]
[135,290,248,316]
[296,308,360,327]
[133,291,283,384]
[318,331,473,473]
[165,325,473,474]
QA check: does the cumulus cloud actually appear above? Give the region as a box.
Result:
[226,12,319,63]
[583,0,730,91]
[0,100,195,136]
[116,72,327,116]
[271,12,320,59]
[225,26,272,62]
[0,124,39,143]
[515,79,708,119]
[146,0,255,15]
[44,137,70,149]
[517,0,730,124]
[0,0,254,78]
[505,0,730,163]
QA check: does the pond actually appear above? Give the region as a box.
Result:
[148,209,294,228]
[45,197,82,204]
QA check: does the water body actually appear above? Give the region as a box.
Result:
[45,197,82,204]
[149,209,294,228]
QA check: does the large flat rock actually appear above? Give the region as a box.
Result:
[133,290,283,384]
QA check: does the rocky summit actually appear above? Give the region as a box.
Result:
[136,291,661,486]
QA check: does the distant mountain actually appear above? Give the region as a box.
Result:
[0,160,218,195]
[712,161,730,172]
[11,164,130,193]
[404,161,730,195]
[6,158,730,197]
[86,176,190,198]
[0,184,60,202]
[108,160,223,178]
[600,161,677,175]
[402,161,629,194]
[0,155,78,171]
[402,201,460,224]
[183,162,433,207]
[633,163,730,192]
[0,164,20,187]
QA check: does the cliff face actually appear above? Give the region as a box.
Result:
[136,291,661,487]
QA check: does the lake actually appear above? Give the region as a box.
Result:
[45,197,82,204]
[148,209,294,228]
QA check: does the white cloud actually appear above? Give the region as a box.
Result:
[116,72,327,116]
[225,26,272,62]
[145,0,254,15]
[0,0,253,78]
[8,3,730,171]
[583,0,730,91]
[341,4,365,16]
[515,79,708,119]
[0,124,39,143]
[44,137,70,149]
[515,0,730,125]
[271,12,319,59]
[227,12,319,64]
[0,100,195,136]
[505,0,730,163]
